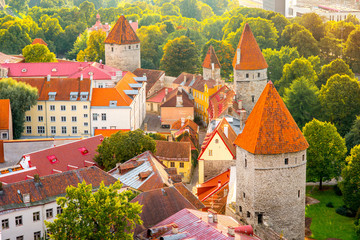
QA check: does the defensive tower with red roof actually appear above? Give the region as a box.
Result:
[233,23,268,115]
[202,45,221,81]
[234,81,308,240]
[104,15,140,72]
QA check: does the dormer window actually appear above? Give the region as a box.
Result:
[52,68,57,72]
[47,155,58,164]
[80,92,89,101]
[48,92,56,101]
[21,68,27,72]
[88,71,93,75]
[78,147,89,155]
[109,101,117,107]
[70,92,78,101]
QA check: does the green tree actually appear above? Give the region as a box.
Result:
[303,119,347,189]
[77,29,106,62]
[94,129,156,171]
[41,16,64,53]
[0,22,32,54]
[319,36,342,63]
[340,145,360,211]
[160,36,199,76]
[22,44,57,63]
[160,3,181,16]
[67,30,89,60]
[279,23,306,47]
[222,13,243,40]
[317,58,354,88]
[283,77,320,129]
[202,16,228,41]
[179,0,201,20]
[297,12,325,41]
[344,28,360,72]
[325,20,355,42]
[202,0,230,15]
[165,28,206,53]
[197,1,214,20]
[345,117,360,152]
[8,0,30,13]
[345,14,360,25]
[0,78,38,139]
[270,13,290,37]
[275,58,318,96]
[319,74,360,136]
[289,29,319,57]
[139,14,162,28]
[46,181,142,239]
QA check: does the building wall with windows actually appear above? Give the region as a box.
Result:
[90,107,131,135]
[192,84,221,124]
[161,160,191,183]
[23,101,91,138]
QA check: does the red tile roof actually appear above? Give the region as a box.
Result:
[173,183,205,209]
[0,52,24,63]
[32,38,48,46]
[0,99,10,130]
[0,167,39,184]
[94,129,130,138]
[130,186,199,236]
[147,87,172,103]
[208,85,236,120]
[198,118,237,160]
[234,81,309,154]
[88,14,111,32]
[104,15,140,45]
[202,45,221,69]
[91,88,129,106]
[160,88,194,108]
[155,141,191,161]
[18,135,103,177]
[171,119,199,133]
[232,23,268,70]
[133,68,165,95]
[197,169,230,201]
[0,166,117,213]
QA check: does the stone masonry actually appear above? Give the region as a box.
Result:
[105,43,140,72]
[204,159,235,182]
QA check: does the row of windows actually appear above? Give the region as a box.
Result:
[92,113,107,121]
[243,154,306,168]
[110,44,139,52]
[170,162,184,168]
[244,72,261,79]
[35,105,88,111]
[26,116,88,123]
[26,126,88,135]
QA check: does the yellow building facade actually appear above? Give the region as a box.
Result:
[192,83,221,124]
[161,159,192,183]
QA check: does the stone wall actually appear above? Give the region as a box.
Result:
[233,68,267,114]
[204,159,235,181]
[105,43,140,72]
[236,147,306,240]
[203,68,220,81]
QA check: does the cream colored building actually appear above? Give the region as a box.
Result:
[18,77,92,138]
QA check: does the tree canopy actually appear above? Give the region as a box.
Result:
[317,58,354,88]
[22,43,57,63]
[77,29,105,62]
[94,129,157,171]
[303,119,347,189]
[46,181,142,239]
[345,117,360,153]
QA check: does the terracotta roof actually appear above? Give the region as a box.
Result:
[32,38,48,46]
[104,15,140,45]
[108,151,177,192]
[15,77,90,101]
[94,129,130,138]
[198,118,237,160]
[174,182,205,209]
[197,169,230,201]
[114,71,143,105]
[160,88,194,108]
[232,23,268,70]
[155,141,191,161]
[234,81,309,154]
[18,135,103,177]
[0,99,10,130]
[91,88,129,106]
[137,208,261,240]
[133,68,165,95]
[171,119,199,133]
[130,186,199,236]
[0,167,39,184]
[208,86,236,120]
[202,45,221,69]
[147,87,172,103]
[89,14,111,32]
[0,52,24,63]
[0,166,117,213]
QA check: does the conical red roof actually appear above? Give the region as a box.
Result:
[234,81,308,155]
[105,15,140,45]
[32,38,48,46]
[202,45,221,69]
[232,23,268,70]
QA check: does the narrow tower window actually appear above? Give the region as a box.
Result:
[285,158,289,165]
[258,214,263,224]
[247,211,251,218]
[239,206,242,212]
[111,47,114,52]
[245,159,247,168]
[251,95,255,102]
[258,72,261,78]
[298,190,300,198]
[246,73,249,78]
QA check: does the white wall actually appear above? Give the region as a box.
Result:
[90,107,131,135]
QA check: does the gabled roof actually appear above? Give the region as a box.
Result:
[202,45,221,69]
[108,151,176,192]
[130,186,200,236]
[160,88,194,108]
[208,85,236,120]
[94,129,130,138]
[15,77,90,101]
[232,23,268,70]
[173,72,218,92]
[18,135,103,177]
[147,87,172,103]
[0,99,10,130]
[234,81,309,154]
[133,68,165,95]
[171,119,199,133]
[0,52,24,63]
[199,118,237,160]
[91,88,129,106]
[32,38,48,46]
[155,141,191,162]
[0,167,39,184]
[197,169,230,202]
[104,15,140,45]
[0,166,117,213]
[89,14,111,32]
[173,182,205,209]
[137,208,261,240]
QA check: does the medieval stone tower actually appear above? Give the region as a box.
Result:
[234,81,309,240]
[233,23,268,115]
[105,15,140,72]
[202,45,221,81]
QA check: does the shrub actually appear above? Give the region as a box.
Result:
[333,184,342,196]
[336,205,356,217]
[326,202,334,208]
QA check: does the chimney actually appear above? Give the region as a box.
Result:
[23,193,30,203]
[47,75,51,81]
[224,124,229,138]
[236,48,241,65]
[165,88,168,95]
[99,59,102,64]
[207,213,213,223]
[238,99,243,110]
[172,224,179,234]
[181,118,185,127]
[90,75,93,81]
[218,180,221,188]
[208,209,218,223]
[129,20,132,24]
[80,74,83,81]
[176,92,183,107]
[211,63,215,80]
[228,226,235,237]
[183,75,187,85]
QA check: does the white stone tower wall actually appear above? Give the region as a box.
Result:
[236,147,307,240]
[234,68,267,114]
[203,67,221,80]
[105,43,140,72]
